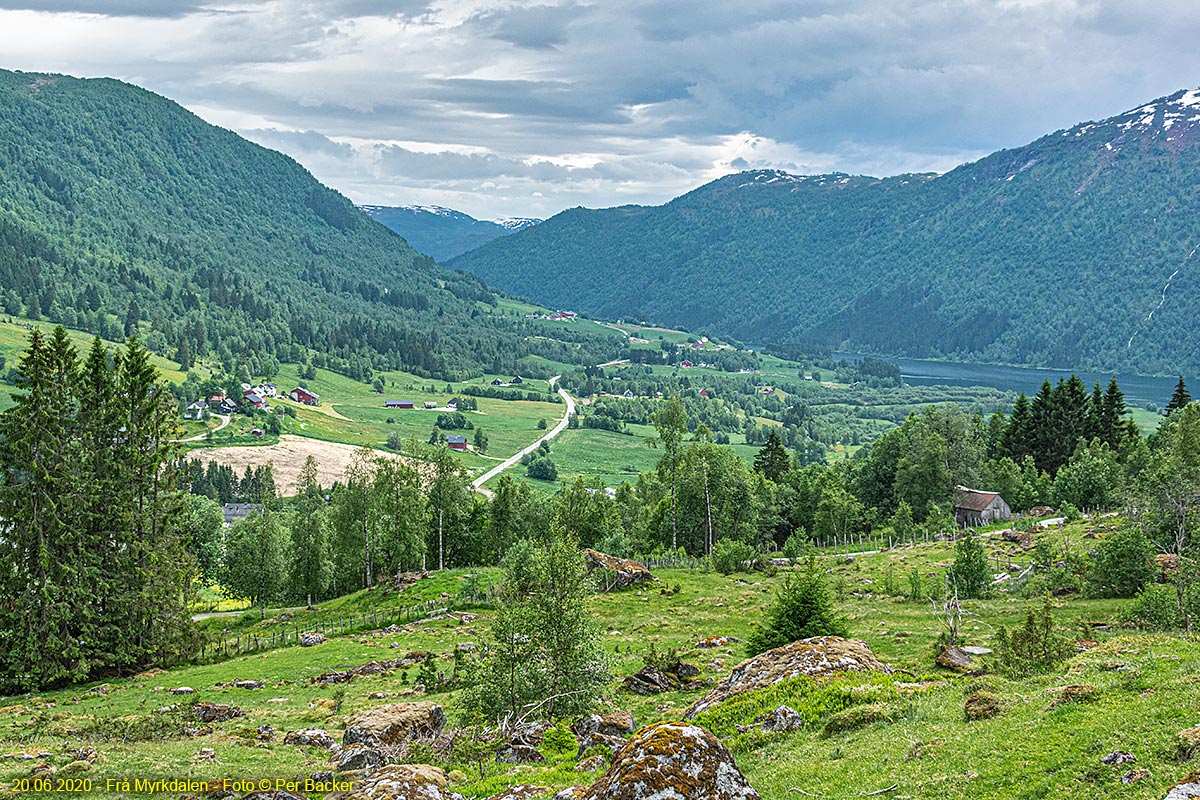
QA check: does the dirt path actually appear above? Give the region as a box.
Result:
[189,435,411,495]
[175,414,230,443]
[472,376,574,498]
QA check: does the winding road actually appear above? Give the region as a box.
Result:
[175,413,231,443]
[471,376,575,498]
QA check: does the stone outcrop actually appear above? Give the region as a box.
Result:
[193,702,245,724]
[737,705,802,734]
[696,636,742,649]
[342,702,446,746]
[571,721,760,800]
[325,764,461,800]
[572,712,635,756]
[283,728,337,750]
[312,657,424,685]
[686,636,890,718]
[583,550,655,589]
[1165,773,1200,800]
[624,662,704,695]
[300,633,327,647]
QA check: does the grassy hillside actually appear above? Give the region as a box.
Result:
[3,519,1197,799]
[452,89,1200,374]
[0,69,622,382]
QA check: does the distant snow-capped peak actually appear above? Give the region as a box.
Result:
[494,217,541,231]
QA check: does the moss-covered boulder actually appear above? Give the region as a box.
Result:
[575,720,759,799]
[685,636,890,718]
[342,701,445,746]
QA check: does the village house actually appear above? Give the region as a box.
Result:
[511,375,523,384]
[491,378,504,386]
[680,360,694,368]
[185,399,208,420]
[953,487,1013,527]
[243,389,270,410]
[447,398,460,410]
[289,386,320,406]
[445,434,468,451]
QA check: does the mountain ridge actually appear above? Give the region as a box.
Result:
[450,87,1200,373]
[361,204,541,262]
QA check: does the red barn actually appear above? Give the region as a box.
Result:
[289,387,320,406]
[445,434,468,451]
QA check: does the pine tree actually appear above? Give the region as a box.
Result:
[1167,375,1192,414]
[1002,392,1033,461]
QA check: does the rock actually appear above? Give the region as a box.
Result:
[283,728,337,750]
[570,720,760,799]
[300,632,327,647]
[572,712,634,739]
[754,705,803,733]
[623,667,672,695]
[583,549,656,589]
[961,646,993,656]
[1122,769,1150,784]
[72,746,96,763]
[552,790,588,800]
[935,646,978,672]
[312,657,423,685]
[326,764,465,800]
[256,725,275,742]
[195,748,216,761]
[1029,506,1055,517]
[390,570,431,592]
[234,680,264,690]
[696,635,742,649]
[1177,726,1200,760]
[1101,750,1136,765]
[489,787,550,800]
[86,684,112,695]
[495,744,545,764]
[342,702,446,746]
[456,642,478,653]
[59,760,92,774]
[668,661,700,679]
[194,702,245,723]
[1001,529,1035,548]
[1165,774,1200,800]
[577,755,607,772]
[332,743,383,772]
[170,686,195,695]
[686,637,890,718]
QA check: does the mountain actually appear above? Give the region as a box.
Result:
[0,70,602,382]
[361,204,540,262]
[451,89,1200,374]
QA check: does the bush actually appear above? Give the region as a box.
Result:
[526,457,557,481]
[820,703,895,737]
[1127,583,1183,630]
[710,539,754,574]
[947,532,991,599]
[746,558,849,656]
[991,595,1074,677]
[541,724,578,759]
[1086,525,1155,598]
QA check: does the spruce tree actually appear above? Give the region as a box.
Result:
[1167,376,1192,414]
[747,557,849,656]
[1002,392,1033,461]
[753,429,790,481]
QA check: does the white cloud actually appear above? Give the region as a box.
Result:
[0,0,1198,218]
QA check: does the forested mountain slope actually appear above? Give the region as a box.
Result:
[361,205,539,262]
[451,89,1200,373]
[0,70,609,381]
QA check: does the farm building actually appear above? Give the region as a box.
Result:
[424,401,438,409]
[289,387,320,405]
[385,400,414,409]
[222,503,262,528]
[511,375,523,384]
[953,487,1012,527]
[445,434,468,451]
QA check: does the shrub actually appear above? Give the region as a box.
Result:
[710,539,754,575]
[820,703,895,737]
[992,595,1074,677]
[1086,525,1156,598]
[964,689,1002,721]
[746,558,849,656]
[541,724,578,759]
[526,457,557,481]
[1127,583,1182,630]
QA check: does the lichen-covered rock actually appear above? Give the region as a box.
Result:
[332,744,383,772]
[583,550,655,589]
[342,701,446,746]
[573,721,759,799]
[576,755,607,772]
[686,637,890,718]
[935,646,977,672]
[551,789,588,800]
[622,667,672,695]
[325,764,462,800]
[696,635,741,649]
[300,632,327,647]
[754,705,803,733]
[194,702,245,723]
[572,712,634,739]
[488,787,550,800]
[1178,726,1200,760]
[1166,773,1200,800]
[495,744,545,764]
[283,728,337,750]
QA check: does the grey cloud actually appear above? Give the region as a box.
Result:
[0,0,208,15]
[470,3,585,49]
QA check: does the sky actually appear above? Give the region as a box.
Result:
[0,1,1198,220]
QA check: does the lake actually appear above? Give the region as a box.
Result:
[834,353,1188,408]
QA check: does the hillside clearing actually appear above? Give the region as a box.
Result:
[189,435,409,494]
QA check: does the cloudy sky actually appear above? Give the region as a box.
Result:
[1,1,1198,219]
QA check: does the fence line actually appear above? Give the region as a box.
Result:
[198,587,493,663]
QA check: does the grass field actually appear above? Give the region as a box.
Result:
[0,314,187,383]
[3,517,1197,799]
